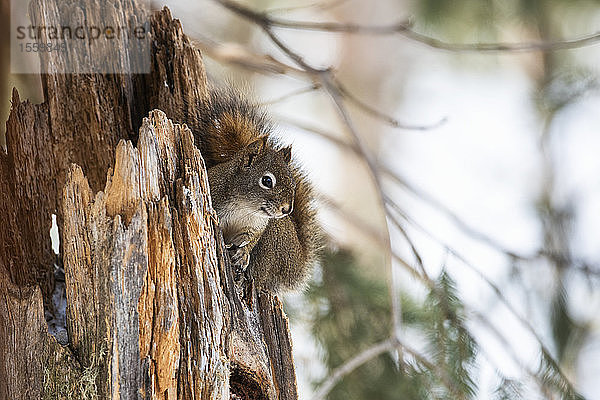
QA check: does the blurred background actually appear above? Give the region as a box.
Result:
[2,0,600,399]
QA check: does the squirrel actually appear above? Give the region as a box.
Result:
[185,87,322,293]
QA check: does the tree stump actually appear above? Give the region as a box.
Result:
[0,1,298,399]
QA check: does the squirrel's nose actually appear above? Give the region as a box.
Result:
[281,203,293,215]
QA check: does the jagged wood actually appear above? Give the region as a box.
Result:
[0,1,298,399]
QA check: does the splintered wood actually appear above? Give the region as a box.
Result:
[59,111,297,399]
[62,112,229,398]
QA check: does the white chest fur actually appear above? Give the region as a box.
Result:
[217,200,269,243]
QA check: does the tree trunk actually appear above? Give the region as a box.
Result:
[0,1,298,399]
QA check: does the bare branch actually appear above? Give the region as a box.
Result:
[262,26,324,73]
[207,1,435,130]
[314,192,387,246]
[471,311,558,400]
[400,28,600,53]
[216,0,600,53]
[319,74,406,345]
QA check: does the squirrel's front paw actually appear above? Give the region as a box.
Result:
[228,245,250,271]
[228,232,252,249]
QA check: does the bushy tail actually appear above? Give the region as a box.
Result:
[290,168,324,276]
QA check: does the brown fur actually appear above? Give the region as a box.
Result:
[191,87,273,167]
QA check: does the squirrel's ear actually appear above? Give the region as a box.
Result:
[244,137,267,166]
[280,146,292,164]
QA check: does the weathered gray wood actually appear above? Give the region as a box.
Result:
[0,1,299,399]
[61,112,231,398]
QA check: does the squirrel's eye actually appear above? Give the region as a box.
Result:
[259,173,276,189]
[261,175,273,189]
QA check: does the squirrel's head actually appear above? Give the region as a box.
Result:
[230,137,296,219]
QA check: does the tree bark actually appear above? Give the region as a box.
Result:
[0,1,298,399]
[0,0,8,148]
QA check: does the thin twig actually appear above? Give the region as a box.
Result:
[471,311,556,400]
[398,339,465,400]
[312,336,464,400]
[276,115,354,150]
[380,165,524,259]
[400,28,600,53]
[262,26,324,73]
[315,192,425,284]
[311,339,396,400]
[314,192,388,246]
[259,83,321,105]
[266,0,351,15]
[384,197,429,280]
[189,36,306,78]
[319,73,403,344]
[389,194,585,370]
[390,202,580,397]
[335,79,448,130]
